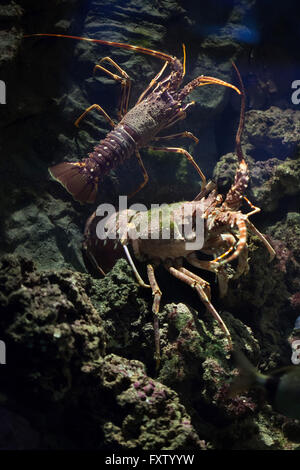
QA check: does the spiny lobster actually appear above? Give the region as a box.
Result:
[82,68,276,367]
[24,33,241,203]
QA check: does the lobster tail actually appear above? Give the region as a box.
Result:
[49,162,98,204]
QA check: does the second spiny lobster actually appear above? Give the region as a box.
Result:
[24,33,241,203]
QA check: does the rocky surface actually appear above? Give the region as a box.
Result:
[1,254,298,450]
[214,107,300,212]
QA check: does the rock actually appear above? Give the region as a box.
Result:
[214,116,300,212]
[0,254,106,402]
[97,354,205,450]
[243,107,300,159]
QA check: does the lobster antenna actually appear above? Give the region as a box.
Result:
[231,61,246,164]
[23,33,175,64]
[182,43,186,77]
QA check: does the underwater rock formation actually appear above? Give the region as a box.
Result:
[244,107,300,159]
[0,254,209,449]
[0,254,298,450]
[98,354,206,450]
[214,107,300,212]
[0,254,105,402]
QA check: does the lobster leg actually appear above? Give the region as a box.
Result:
[74,103,116,128]
[160,112,187,131]
[210,245,235,263]
[187,238,248,298]
[137,61,169,104]
[83,247,106,277]
[212,202,275,267]
[160,101,196,131]
[187,251,230,297]
[75,57,132,127]
[242,196,275,260]
[94,56,132,118]
[208,234,249,280]
[82,211,107,276]
[182,262,231,299]
[232,244,249,279]
[243,196,260,217]
[178,266,212,299]
[247,219,275,261]
[153,131,199,144]
[122,244,150,288]
[167,265,233,350]
[127,149,149,199]
[193,180,217,201]
[188,251,224,272]
[147,264,162,369]
[148,145,206,188]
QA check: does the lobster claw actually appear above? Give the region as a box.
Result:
[82,211,125,276]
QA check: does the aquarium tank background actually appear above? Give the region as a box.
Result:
[0,0,299,452]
